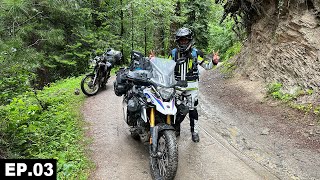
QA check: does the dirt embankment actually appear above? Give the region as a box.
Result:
[227,0,320,105]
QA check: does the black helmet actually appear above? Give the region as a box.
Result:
[175,27,193,52]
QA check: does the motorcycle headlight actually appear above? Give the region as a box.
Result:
[158,87,174,101]
[89,59,96,68]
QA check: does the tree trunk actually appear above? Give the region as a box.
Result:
[169,1,181,51]
[131,3,134,51]
[92,0,102,28]
[120,0,124,63]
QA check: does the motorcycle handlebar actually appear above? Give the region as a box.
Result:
[129,78,188,89]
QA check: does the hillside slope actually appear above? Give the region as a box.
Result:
[222,0,320,105]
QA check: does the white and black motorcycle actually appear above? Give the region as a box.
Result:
[114,54,187,180]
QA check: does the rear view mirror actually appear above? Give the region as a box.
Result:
[131,51,144,61]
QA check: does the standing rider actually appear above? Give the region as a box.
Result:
[169,27,219,142]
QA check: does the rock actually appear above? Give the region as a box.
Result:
[74,88,80,95]
[309,131,314,136]
[302,132,309,138]
[261,128,270,135]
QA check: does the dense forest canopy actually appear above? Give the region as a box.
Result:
[0,0,239,105]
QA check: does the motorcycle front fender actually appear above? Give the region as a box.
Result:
[151,123,175,154]
[156,123,175,132]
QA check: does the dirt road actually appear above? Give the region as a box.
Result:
[82,76,278,180]
[199,70,320,180]
[82,69,320,180]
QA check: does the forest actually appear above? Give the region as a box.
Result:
[0,0,241,178]
[0,0,240,106]
[2,0,319,179]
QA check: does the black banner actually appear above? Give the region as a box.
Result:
[0,159,57,179]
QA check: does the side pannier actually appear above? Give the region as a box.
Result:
[114,68,130,96]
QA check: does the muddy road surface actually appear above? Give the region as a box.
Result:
[82,76,282,180]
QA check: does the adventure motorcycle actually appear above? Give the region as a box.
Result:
[114,54,187,180]
[81,55,112,96]
[81,48,122,96]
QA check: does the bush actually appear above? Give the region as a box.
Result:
[0,76,92,179]
[267,82,295,101]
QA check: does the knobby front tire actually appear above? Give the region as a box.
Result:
[150,130,178,180]
[81,74,100,96]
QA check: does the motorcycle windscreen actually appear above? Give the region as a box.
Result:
[149,57,176,87]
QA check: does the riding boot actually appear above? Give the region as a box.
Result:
[189,109,200,142]
[190,119,200,142]
[191,120,200,142]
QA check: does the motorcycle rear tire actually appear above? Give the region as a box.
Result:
[150,130,178,180]
[81,74,100,96]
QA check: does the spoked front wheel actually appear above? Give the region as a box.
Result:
[150,130,178,180]
[81,74,99,96]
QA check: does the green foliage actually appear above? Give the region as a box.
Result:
[267,82,282,94]
[267,82,315,102]
[306,89,314,95]
[290,103,313,113]
[0,37,39,104]
[314,106,320,115]
[0,77,92,179]
[0,0,97,105]
[183,0,211,51]
[207,2,241,60]
[218,42,242,76]
[266,82,319,119]
[220,60,237,76]
[223,41,242,60]
[267,82,294,101]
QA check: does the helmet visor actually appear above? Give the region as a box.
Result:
[177,37,190,45]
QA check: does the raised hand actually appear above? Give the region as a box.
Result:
[212,50,220,65]
[149,50,155,58]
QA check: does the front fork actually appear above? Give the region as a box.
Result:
[149,108,172,155]
[92,70,99,86]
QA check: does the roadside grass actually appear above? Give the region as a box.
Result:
[266,82,320,121]
[0,76,93,179]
